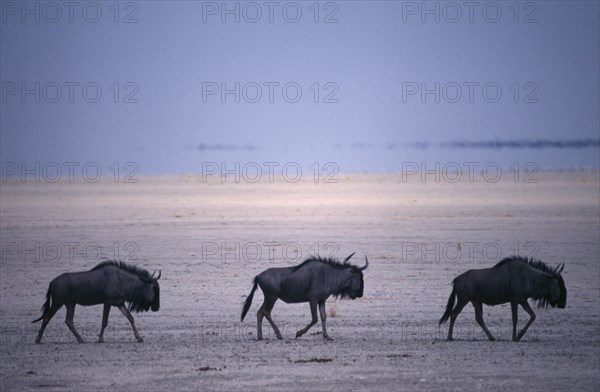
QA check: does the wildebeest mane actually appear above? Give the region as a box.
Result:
[290,256,364,300]
[291,256,353,272]
[92,260,153,282]
[494,256,566,309]
[92,260,157,313]
[493,256,557,276]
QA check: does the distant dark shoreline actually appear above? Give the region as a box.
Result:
[191,139,600,152]
[439,139,600,149]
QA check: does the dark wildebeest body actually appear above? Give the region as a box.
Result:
[32,260,161,343]
[241,253,368,340]
[439,256,566,341]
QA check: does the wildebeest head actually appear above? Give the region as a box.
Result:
[148,270,161,311]
[547,264,566,308]
[132,270,161,312]
[537,263,566,309]
[337,254,368,300]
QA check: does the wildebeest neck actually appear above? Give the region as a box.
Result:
[293,261,359,300]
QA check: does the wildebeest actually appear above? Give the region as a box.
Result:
[439,256,566,341]
[241,253,368,340]
[32,260,161,344]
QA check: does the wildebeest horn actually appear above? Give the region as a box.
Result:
[358,256,369,271]
[151,270,161,280]
[555,263,564,274]
[342,252,356,264]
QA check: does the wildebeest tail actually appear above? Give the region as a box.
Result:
[439,286,456,325]
[32,288,52,323]
[241,277,258,321]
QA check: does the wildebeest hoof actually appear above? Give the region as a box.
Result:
[295,332,302,338]
[276,335,283,340]
[136,338,144,343]
[35,340,42,344]
[324,336,333,341]
[257,337,263,341]
[447,337,454,341]
[77,339,86,344]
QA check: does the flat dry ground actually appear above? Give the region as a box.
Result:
[1,172,599,391]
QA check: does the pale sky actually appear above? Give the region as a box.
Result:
[1,1,599,173]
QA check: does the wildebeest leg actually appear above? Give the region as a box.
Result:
[256,304,265,341]
[118,305,143,342]
[256,296,275,341]
[296,301,318,338]
[65,303,85,343]
[98,304,111,343]
[511,301,519,341]
[472,301,495,341]
[447,297,468,341]
[262,296,283,340]
[516,301,536,341]
[318,301,331,340]
[35,303,63,344]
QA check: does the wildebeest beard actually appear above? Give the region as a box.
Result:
[331,272,364,300]
[128,282,159,313]
[533,275,567,309]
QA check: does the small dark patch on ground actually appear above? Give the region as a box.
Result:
[387,353,413,359]
[197,367,222,372]
[293,358,334,364]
